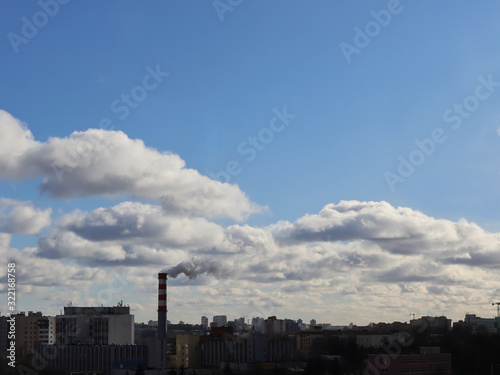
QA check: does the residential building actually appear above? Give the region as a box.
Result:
[212,315,227,327]
[0,311,56,358]
[172,334,200,368]
[296,326,323,356]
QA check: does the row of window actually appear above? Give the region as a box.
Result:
[402,359,450,364]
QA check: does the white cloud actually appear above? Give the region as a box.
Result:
[0,110,262,221]
[0,233,11,249]
[273,200,486,255]
[0,198,52,234]
[2,115,500,325]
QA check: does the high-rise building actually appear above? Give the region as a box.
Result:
[201,316,208,328]
[213,315,227,327]
[0,311,56,358]
[56,304,134,345]
[37,316,56,345]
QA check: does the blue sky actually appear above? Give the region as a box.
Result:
[1,1,500,325]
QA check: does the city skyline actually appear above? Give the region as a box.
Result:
[2,1,500,326]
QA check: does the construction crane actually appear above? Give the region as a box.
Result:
[492,302,500,317]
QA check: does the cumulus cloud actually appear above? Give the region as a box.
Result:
[36,201,236,266]
[60,201,225,248]
[0,242,110,290]
[0,198,51,234]
[36,200,500,281]
[17,192,500,321]
[0,233,11,249]
[273,200,467,255]
[0,110,262,221]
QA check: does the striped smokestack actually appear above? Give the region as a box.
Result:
[158,272,167,339]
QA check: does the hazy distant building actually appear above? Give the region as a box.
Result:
[265,316,284,336]
[464,313,500,334]
[251,317,265,333]
[356,334,403,349]
[284,319,300,334]
[56,304,134,345]
[213,315,227,327]
[201,315,209,328]
[410,316,452,333]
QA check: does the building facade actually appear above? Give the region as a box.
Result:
[0,311,56,359]
[367,352,451,375]
[212,315,227,327]
[39,344,147,375]
[464,314,500,334]
[56,305,134,345]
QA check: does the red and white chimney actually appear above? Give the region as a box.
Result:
[158,272,167,339]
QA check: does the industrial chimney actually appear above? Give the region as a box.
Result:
[158,272,167,339]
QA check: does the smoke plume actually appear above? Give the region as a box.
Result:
[163,258,234,279]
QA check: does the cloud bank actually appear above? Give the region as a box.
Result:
[2,109,500,323]
[0,110,261,221]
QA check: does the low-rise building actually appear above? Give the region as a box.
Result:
[464,314,500,334]
[38,344,147,375]
[366,348,451,375]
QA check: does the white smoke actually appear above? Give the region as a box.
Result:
[162,258,234,279]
